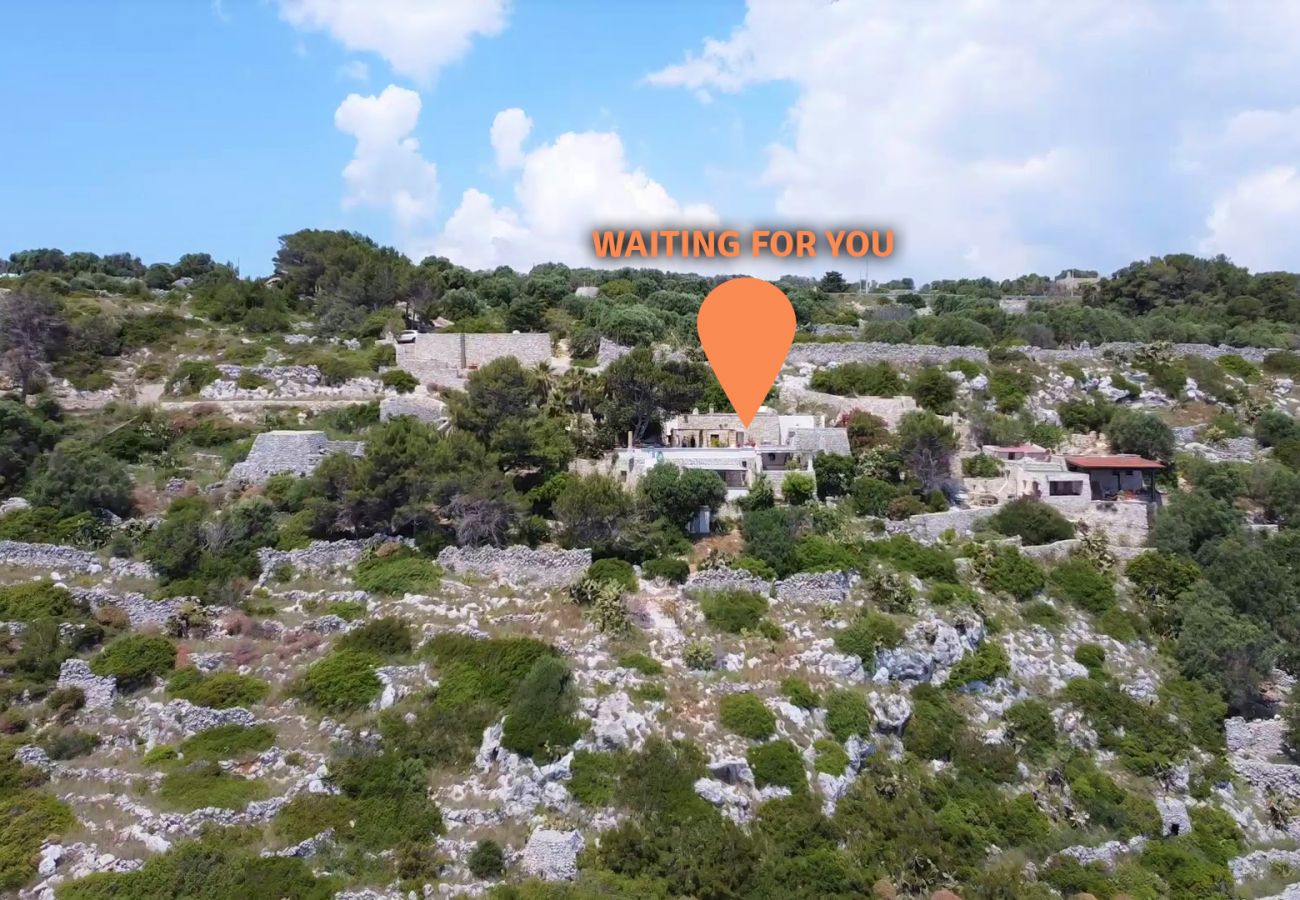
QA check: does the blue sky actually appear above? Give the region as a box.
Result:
[3,1,1299,280]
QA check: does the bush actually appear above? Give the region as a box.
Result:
[852,476,898,518]
[0,791,74,889]
[1074,642,1107,673]
[1218,353,1259,381]
[381,369,419,393]
[1264,350,1300,376]
[813,738,849,775]
[0,581,85,622]
[699,589,768,633]
[90,634,176,690]
[468,839,506,878]
[947,642,1010,688]
[166,361,221,395]
[1048,559,1116,613]
[354,547,440,595]
[158,760,269,811]
[1106,407,1174,461]
[780,677,819,710]
[748,740,806,793]
[682,640,715,670]
[903,685,962,760]
[987,497,1074,545]
[1004,699,1056,759]
[719,693,776,740]
[166,668,269,709]
[178,724,276,762]
[976,546,1045,601]
[641,557,688,584]
[781,472,816,506]
[500,656,581,763]
[618,652,663,675]
[337,617,414,657]
[809,361,902,396]
[40,728,99,760]
[296,650,381,714]
[567,749,630,806]
[961,454,1003,478]
[834,611,903,663]
[824,690,873,742]
[1020,601,1065,628]
[587,557,638,592]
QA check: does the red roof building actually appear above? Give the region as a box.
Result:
[1063,455,1164,501]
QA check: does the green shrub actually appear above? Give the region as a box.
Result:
[354,546,440,595]
[40,728,99,760]
[1074,642,1107,673]
[1004,699,1057,759]
[834,611,903,663]
[813,738,849,775]
[748,740,807,793]
[468,839,506,878]
[719,693,776,740]
[159,760,269,811]
[587,557,638,592]
[1048,559,1116,613]
[987,497,1074,545]
[618,652,663,675]
[1217,354,1259,381]
[166,361,222,396]
[500,656,581,763]
[851,476,897,517]
[809,361,902,396]
[0,791,73,889]
[682,640,715,670]
[731,554,778,580]
[699,589,768,633]
[824,690,873,742]
[296,650,381,714]
[421,633,559,707]
[947,642,1010,688]
[929,582,978,607]
[568,749,630,807]
[902,685,963,760]
[976,546,1045,601]
[961,454,1003,477]
[641,557,689,584]
[1020,601,1065,628]
[90,634,176,690]
[178,724,275,762]
[337,617,414,657]
[0,582,86,622]
[780,677,819,710]
[1264,350,1300,376]
[381,369,419,393]
[324,600,367,621]
[166,669,269,709]
[142,745,178,766]
[781,472,816,506]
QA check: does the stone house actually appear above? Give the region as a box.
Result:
[227,430,364,486]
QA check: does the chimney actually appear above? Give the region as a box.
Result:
[627,430,634,450]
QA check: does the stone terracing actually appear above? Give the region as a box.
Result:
[0,540,156,579]
[227,430,364,486]
[70,588,186,630]
[56,659,117,710]
[256,536,406,583]
[437,545,591,589]
[775,571,855,604]
[788,340,1277,368]
[685,567,773,596]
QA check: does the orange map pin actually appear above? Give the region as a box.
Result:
[697,277,796,427]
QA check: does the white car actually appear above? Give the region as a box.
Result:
[396,330,419,344]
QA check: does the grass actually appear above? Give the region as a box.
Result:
[158,761,269,811]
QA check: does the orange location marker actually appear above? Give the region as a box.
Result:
[697,277,796,427]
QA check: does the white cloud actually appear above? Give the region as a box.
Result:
[334,85,439,233]
[338,60,370,83]
[279,0,508,84]
[1199,167,1300,271]
[648,0,1300,277]
[490,108,532,171]
[429,117,718,270]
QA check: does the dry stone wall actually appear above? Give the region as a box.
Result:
[257,536,406,583]
[788,340,1277,368]
[437,545,591,589]
[0,540,156,579]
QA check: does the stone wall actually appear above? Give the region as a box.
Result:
[884,508,995,542]
[256,536,404,584]
[0,540,156,579]
[685,567,774,596]
[396,333,553,386]
[57,659,116,710]
[775,571,855,604]
[70,588,186,630]
[780,387,918,427]
[788,340,1278,369]
[1072,500,1151,547]
[379,394,448,424]
[436,545,591,589]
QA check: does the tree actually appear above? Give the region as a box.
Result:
[1175,584,1275,712]
[1150,491,1241,557]
[910,366,958,413]
[819,271,849,293]
[0,289,68,393]
[1105,408,1174,461]
[781,473,815,506]
[0,400,60,498]
[812,454,855,499]
[598,347,666,443]
[639,464,726,531]
[896,411,956,490]
[445,493,520,547]
[27,442,134,518]
[552,475,633,548]
[500,656,581,763]
[448,357,541,443]
[987,498,1074,545]
[844,411,890,455]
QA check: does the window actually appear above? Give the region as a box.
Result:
[1049,480,1082,496]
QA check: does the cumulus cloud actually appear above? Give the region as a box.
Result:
[647,0,1300,277]
[430,116,718,270]
[490,108,533,170]
[279,0,508,84]
[1199,167,1300,271]
[334,85,439,232]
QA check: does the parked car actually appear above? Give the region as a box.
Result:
[396,330,419,344]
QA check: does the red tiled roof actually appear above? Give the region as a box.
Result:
[1064,455,1165,470]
